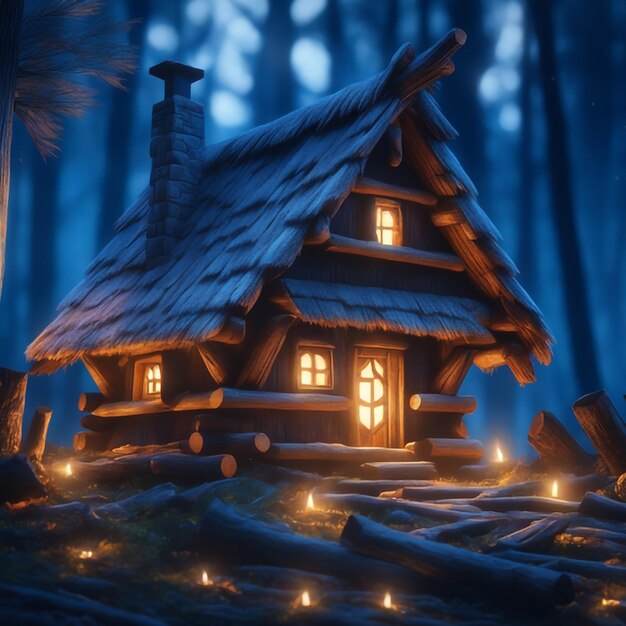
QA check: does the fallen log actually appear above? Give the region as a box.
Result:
[400,485,488,501]
[564,525,626,546]
[197,499,424,590]
[528,410,595,471]
[78,392,106,413]
[73,430,109,453]
[0,454,46,503]
[415,438,484,464]
[486,480,545,497]
[0,582,165,626]
[312,492,475,522]
[188,431,270,456]
[616,472,626,502]
[94,483,179,522]
[328,479,436,497]
[340,514,574,608]
[438,496,580,514]
[150,453,237,482]
[560,473,611,500]
[411,518,499,542]
[456,463,514,481]
[265,442,415,463]
[359,460,438,480]
[21,406,52,462]
[494,550,626,583]
[492,516,571,552]
[578,491,626,522]
[0,367,27,454]
[572,390,626,476]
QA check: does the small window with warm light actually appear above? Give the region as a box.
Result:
[298,347,333,389]
[143,363,162,397]
[375,200,402,246]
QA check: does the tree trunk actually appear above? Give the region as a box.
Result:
[528,0,600,394]
[341,514,574,608]
[22,406,52,462]
[0,0,24,298]
[0,367,27,454]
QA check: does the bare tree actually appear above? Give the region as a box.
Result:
[0,0,135,300]
[528,0,601,394]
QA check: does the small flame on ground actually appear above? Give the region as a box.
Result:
[551,480,559,499]
[201,570,212,586]
[383,591,393,609]
[301,590,311,607]
[602,598,620,607]
[495,444,504,463]
[79,550,93,559]
[65,463,73,477]
[306,493,315,511]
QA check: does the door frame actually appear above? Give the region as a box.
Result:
[353,345,404,448]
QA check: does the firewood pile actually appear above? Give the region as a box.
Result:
[1,385,626,623]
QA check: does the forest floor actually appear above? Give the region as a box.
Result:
[0,447,625,625]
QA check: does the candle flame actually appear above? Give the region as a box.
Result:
[383,591,393,609]
[495,445,504,463]
[201,570,212,586]
[301,590,311,607]
[551,480,559,499]
[79,550,93,559]
[306,493,315,511]
[65,462,73,477]
[602,598,619,607]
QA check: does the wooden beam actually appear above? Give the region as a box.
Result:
[433,347,477,394]
[409,393,477,414]
[175,388,353,412]
[92,398,170,418]
[78,392,105,413]
[266,442,415,463]
[209,316,246,344]
[235,314,296,388]
[197,343,231,385]
[81,355,122,399]
[351,176,438,206]
[323,234,464,272]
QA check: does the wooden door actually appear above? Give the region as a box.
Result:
[354,347,404,447]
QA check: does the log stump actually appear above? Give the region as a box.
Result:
[572,390,626,476]
[0,367,27,454]
[21,406,52,462]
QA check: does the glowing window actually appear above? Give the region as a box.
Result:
[358,358,386,430]
[375,201,401,246]
[143,364,162,397]
[298,347,333,389]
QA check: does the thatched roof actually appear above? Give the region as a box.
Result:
[276,279,494,344]
[27,30,553,372]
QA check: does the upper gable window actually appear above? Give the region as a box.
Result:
[375,200,402,246]
[298,345,333,389]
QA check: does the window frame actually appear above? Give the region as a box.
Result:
[132,354,163,400]
[374,198,402,246]
[296,343,334,391]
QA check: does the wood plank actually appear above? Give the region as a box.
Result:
[235,315,296,388]
[175,388,352,412]
[409,393,477,414]
[323,234,464,271]
[196,343,231,386]
[265,442,415,463]
[351,176,438,206]
[81,355,123,399]
[433,347,477,395]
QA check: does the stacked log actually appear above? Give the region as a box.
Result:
[73,431,109,453]
[189,431,270,456]
[414,438,484,464]
[150,453,237,482]
[359,461,438,480]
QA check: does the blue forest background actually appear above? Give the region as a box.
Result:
[1,0,624,455]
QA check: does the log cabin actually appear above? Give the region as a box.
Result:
[26,30,553,451]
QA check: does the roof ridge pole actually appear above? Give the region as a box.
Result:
[146,61,205,268]
[396,28,467,100]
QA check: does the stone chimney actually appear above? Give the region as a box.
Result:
[146,61,204,267]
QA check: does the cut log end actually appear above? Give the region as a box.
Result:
[188,431,203,455]
[254,432,271,453]
[573,389,607,408]
[452,28,467,45]
[221,454,237,478]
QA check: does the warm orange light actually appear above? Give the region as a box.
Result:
[551,480,559,499]
[65,462,73,477]
[201,570,212,586]
[602,598,620,607]
[494,444,504,463]
[306,493,315,511]
[383,591,393,609]
[79,550,93,559]
[301,590,311,607]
